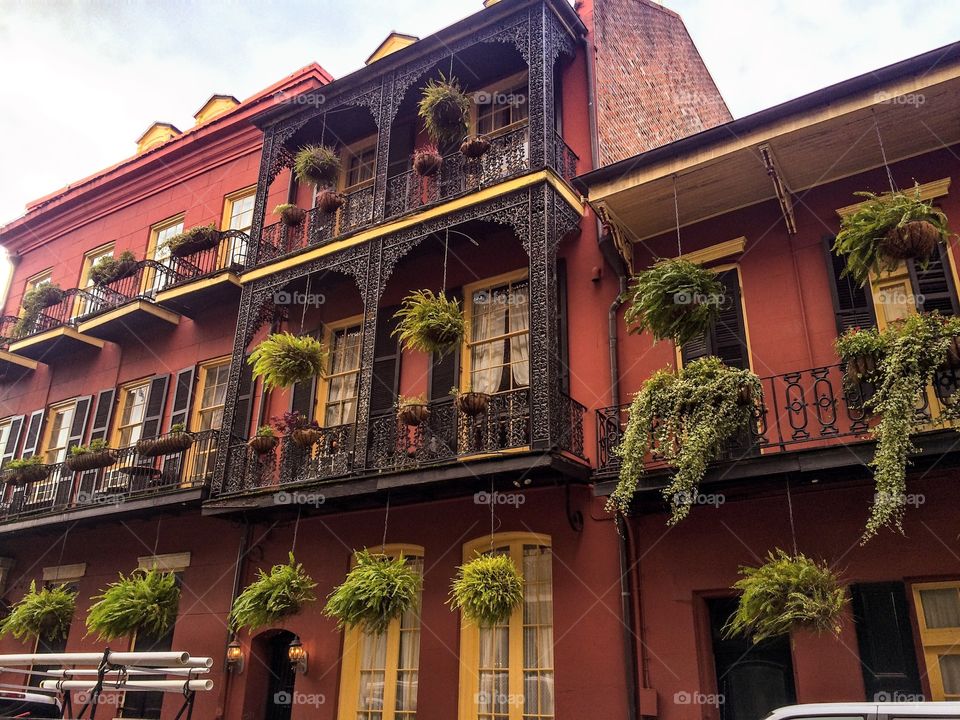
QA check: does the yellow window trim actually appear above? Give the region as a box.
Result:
[19,270,53,321]
[188,357,229,432]
[458,531,552,720]
[40,399,78,458]
[912,580,960,701]
[143,214,186,293]
[77,242,115,288]
[836,177,950,218]
[109,379,152,448]
[339,137,378,193]
[314,314,364,426]
[673,237,746,266]
[220,186,257,230]
[337,543,425,720]
[460,268,530,391]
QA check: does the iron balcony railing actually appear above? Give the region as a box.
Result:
[595,363,960,476]
[218,388,586,496]
[0,429,218,523]
[552,130,579,183]
[161,230,250,292]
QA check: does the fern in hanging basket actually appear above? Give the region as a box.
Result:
[248,332,328,390]
[230,553,317,632]
[834,183,953,287]
[418,73,471,145]
[0,581,76,642]
[324,550,422,634]
[724,549,846,644]
[392,290,465,356]
[293,145,341,188]
[606,356,762,524]
[85,569,180,641]
[624,258,725,345]
[449,553,524,627]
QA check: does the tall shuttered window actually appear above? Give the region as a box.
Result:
[115,382,151,448]
[463,272,530,395]
[680,268,749,370]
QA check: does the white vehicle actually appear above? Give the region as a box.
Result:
[0,688,61,718]
[767,703,960,720]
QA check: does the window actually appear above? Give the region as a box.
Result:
[337,545,423,720]
[463,272,529,395]
[476,81,529,136]
[18,270,53,335]
[114,381,151,448]
[222,188,254,266]
[31,401,77,504]
[75,244,114,318]
[0,419,13,459]
[317,319,363,427]
[190,359,230,479]
[144,216,184,293]
[912,581,960,700]
[343,143,377,190]
[458,533,553,720]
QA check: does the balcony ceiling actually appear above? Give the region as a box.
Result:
[579,44,960,243]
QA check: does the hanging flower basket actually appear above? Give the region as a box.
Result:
[89,251,139,286]
[249,333,328,390]
[324,550,422,633]
[454,391,490,416]
[230,553,317,632]
[293,145,341,188]
[66,443,116,472]
[291,428,323,448]
[0,581,76,642]
[316,189,345,215]
[724,549,846,644]
[460,135,491,160]
[164,225,221,258]
[86,569,181,641]
[392,290,465,356]
[418,73,471,145]
[449,553,524,627]
[2,458,50,485]
[275,204,306,227]
[413,146,443,177]
[248,430,278,455]
[30,285,65,310]
[834,326,886,384]
[137,428,194,458]
[624,258,725,345]
[834,183,953,286]
[397,396,430,427]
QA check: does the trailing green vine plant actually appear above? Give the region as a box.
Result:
[606,356,762,524]
[324,550,422,633]
[0,581,76,642]
[230,553,317,632]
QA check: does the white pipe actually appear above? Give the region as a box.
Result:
[46,667,209,677]
[0,651,196,666]
[40,679,213,692]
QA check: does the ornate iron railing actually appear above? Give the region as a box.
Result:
[0,429,217,523]
[161,230,250,291]
[595,363,960,476]
[0,315,20,348]
[553,131,578,183]
[257,185,376,265]
[385,125,531,218]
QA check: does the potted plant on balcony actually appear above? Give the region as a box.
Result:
[460,135,491,160]
[449,553,524,627]
[249,332,328,389]
[89,251,139,286]
[396,394,430,427]
[293,145,341,188]
[163,224,221,258]
[0,581,76,643]
[418,73,470,145]
[2,457,50,485]
[724,549,846,643]
[248,426,279,455]
[392,289,465,356]
[413,144,443,177]
[606,356,763,524]
[834,183,953,286]
[137,423,194,458]
[451,386,490,416]
[834,326,887,384]
[316,189,345,215]
[272,411,323,449]
[14,284,65,337]
[66,439,116,472]
[624,258,725,345]
[230,553,317,632]
[274,204,306,227]
[86,568,180,641]
[324,550,422,633]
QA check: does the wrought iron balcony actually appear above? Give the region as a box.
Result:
[160,230,250,292]
[595,363,960,477]
[553,131,579,183]
[0,429,218,527]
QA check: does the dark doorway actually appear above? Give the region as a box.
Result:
[264,630,297,720]
[708,597,797,720]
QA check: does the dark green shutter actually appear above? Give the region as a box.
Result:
[823,236,877,333]
[680,270,748,369]
[168,367,196,429]
[231,357,256,440]
[909,243,960,316]
[371,306,401,414]
[65,396,92,451]
[140,375,170,440]
[20,410,45,459]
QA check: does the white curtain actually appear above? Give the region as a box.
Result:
[509,285,530,387]
[471,300,507,394]
[326,330,361,426]
[523,546,554,718]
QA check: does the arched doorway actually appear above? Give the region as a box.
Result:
[246,629,298,720]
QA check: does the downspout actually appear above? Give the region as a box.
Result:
[617,516,640,720]
[217,519,252,720]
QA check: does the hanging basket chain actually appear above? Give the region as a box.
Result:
[872,109,898,195]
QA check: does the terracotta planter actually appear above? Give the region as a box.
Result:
[248,435,279,455]
[66,450,116,473]
[280,207,306,227]
[413,151,443,177]
[845,353,878,383]
[880,220,940,261]
[456,392,490,416]
[3,464,49,485]
[137,432,194,458]
[316,190,345,214]
[398,404,431,427]
[460,135,491,159]
[291,428,323,448]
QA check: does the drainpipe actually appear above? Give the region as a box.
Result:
[600,228,629,407]
[617,516,640,720]
[217,519,252,720]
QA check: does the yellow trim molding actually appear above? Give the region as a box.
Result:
[8,326,105,353]
[836,177,951,217]
[155,273,240,303]
[77,300,180,333]
[675,237,747,264]
[0,350,39,371]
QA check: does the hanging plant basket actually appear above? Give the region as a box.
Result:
[30,285,65,310]
[66,449,116,473]
[324,550,422,633]
[624,258,725,345]
[392,290,465,356]
[293,145,341,188]
[418,73,471,145]
[275,204,306,227]
[230,553,317,632]
[413,146,443,177]
[291,428,323,448]
[460,135,491,160]
[834,183,953,286]
[89,251,139,286]
[249,434,278,455]
[449,553,524,627]
[164,225,221,258]
[0,581,76,643]
[397,397,430,427]
[249,333,328,390]
[137,431,194,458]
[86,569,180,641]
[724,549,846,644]
[455,391,490,416]
[834,326,886,384]
[3,459,50,485]
[316,189,345,215]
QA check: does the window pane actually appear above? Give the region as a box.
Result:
[920,588,960,628]
[939,654,960,696]
[522,545,553,720]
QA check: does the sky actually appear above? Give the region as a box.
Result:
[0,0,958,290]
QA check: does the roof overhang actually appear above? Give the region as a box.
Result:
[575,41,960,244]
